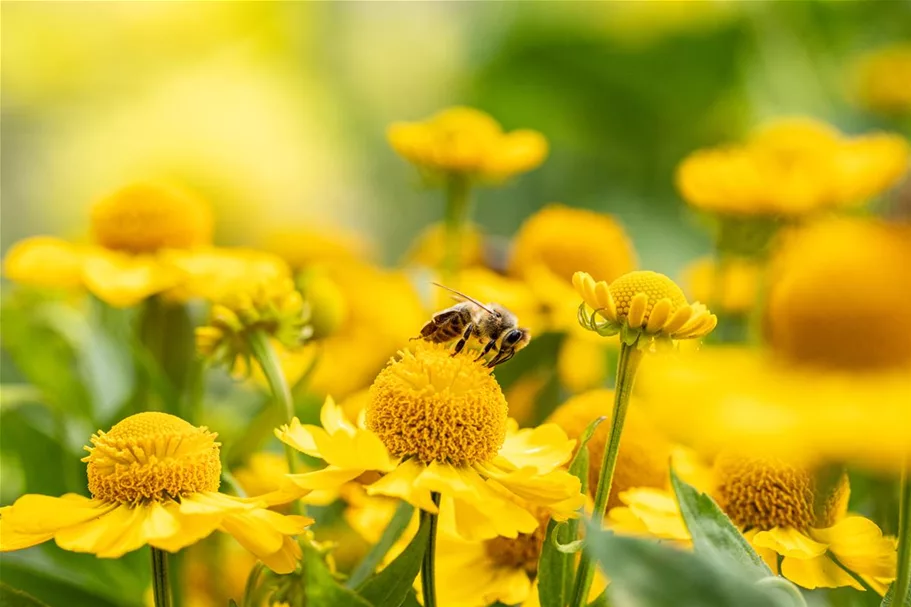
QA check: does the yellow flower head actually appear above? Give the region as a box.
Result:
[296,269,349,340]
[509,204,636,285]
[713,453,896,593]
[853,43,911,115]
[387,106,548,182]
[574,270,716,349]
[676,117,909,215]
[162,248,292,304]
[0,412,310,572]
[368,343,508,465]
[90,183,213,253]
[276,352,585,541]
[403,221,486,270]
[547,389,672,509]
[682,256,762,316]
[3,236,86,289]
[196,278,312,376]
[262,226,370,270]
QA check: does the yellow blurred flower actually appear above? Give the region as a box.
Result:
[295,269,349,340]
[676,117,909,216]
[262,226,370,271]
[715,454,895,593]
[557,335,612,394]
[0,412,310,573]
[574,270,717,350]
[503,370,550,427]
[162,247,292,303]
[275,346,584,540]
[546,390,672,509]
[403,221,487,270]
[853,43,911,115]
[606,487,691,545]
[388,106,548,182]
[2,236,88,290]
[682,256,762,316]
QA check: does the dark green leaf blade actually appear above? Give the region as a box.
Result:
[348,501,415,588]
[356,505,430,607]
[670,468,772,580]
[538,416,604,607]
[0,583,52,607]
[582,520,787,607]
[303,543,373,607]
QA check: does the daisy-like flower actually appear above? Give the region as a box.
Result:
[714,453,896,593]
[0,412,311,573]
[387,107,548,183]
[275,343,585,541]
[573,270,717,350]
[3,183,214,307]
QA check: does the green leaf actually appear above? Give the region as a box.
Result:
[228,601,239,607]
[0,583,51,607]
[347,501,416,588]
[882,583,911,607]
[670,468,772,580]
[356,504,431,607]
[303,543,373,607]
[399,590,422,607]
[582,520,788,607]
[538,416,604,607]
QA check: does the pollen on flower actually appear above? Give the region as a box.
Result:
[366,342,508,465]
[83,412,221,504]
[90,183,214,254]
[609,271,687,323]
[713,453,849,531]
[483,507,550,575]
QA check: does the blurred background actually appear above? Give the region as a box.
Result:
[3,2,908,273]
[2,2,910,607]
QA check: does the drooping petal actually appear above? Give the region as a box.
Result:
[448,468,540,540]
[476,462,584,519]
[645,298,673,333]
[82,250,182,308]
[366,459,439,513]
[311,425,396,472]
[810,517,897,580]
[319,396,358,436]
[781,554,862,590]
[752,526,828,559]
[55,504,148,557]
[286,466,365,491]
[743,529,780,574]
[1,494,116,535]
[593,281,617,321]
[258,535,304,575]
[661,305,694,335]
[627,293,649,328]
[493,423,576,474]
[274,418,321,457]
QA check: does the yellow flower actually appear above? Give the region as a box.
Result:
[503,370,550,427]
[607,487,691,545]
[0,412,311,573]
[2,236,87,290]
[637,219,911,469]
[557,335,612,394]
[573,270,717,349]
[296,269,349,340]
[275,344,585,540]
[715,454,896,593]
[853,43,911,115]
[682,256,762,316]
[387,106,548,182]
[676,117,909,216]
[262,226,370,271]
[403,221,486,270]
[546,390,672,509]
[195,277,312,377]
[162,247,291,303]
[509,204,636,285]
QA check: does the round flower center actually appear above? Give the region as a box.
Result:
[609,271,687,325]
[483,511,549,575]
[713,453,849,531]
[767,220,911,371]
[547,389,671,509]
[83,412,221,504]
[366,343,508,465]
[90,183,214,254]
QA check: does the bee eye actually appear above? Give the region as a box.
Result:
[504,330,521,345]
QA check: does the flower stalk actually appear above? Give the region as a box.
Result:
[894,464,911,607]
[569,343,643,607]
[150,547,172,607]
[443,173,472,277]
[421,492,442,607]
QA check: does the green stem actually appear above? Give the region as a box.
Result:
[442,173,472,278]
[894,464,911,607]
[247,330,299,476]
[150,547,172,607]
[421,492,442,607]
[569,344,643,607]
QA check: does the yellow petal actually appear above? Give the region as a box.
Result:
[494,423,576,473]
[219,509,292,558]
[810,517,897,580]
[2,236,85,289]
[743,529,780,574]
[82,251,181,307]
[319,396,357,435]
[54,504,148,557]
[366,459,439,513]
[661,305,694,335]
[258,535,303,575]
[274,418,321,458]
[752,526,828,559]
[311,425,396,472]
[627,293,649,328]
[151,500,224,553]
[477,461,584,517]
[645,298,673,333]
[594,281,617,321]
[781,554,862,590]
[178,492,256,516]
[2,494,116,534]
[286,466,364,491]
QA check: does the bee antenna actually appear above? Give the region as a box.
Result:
[431,282,496,315]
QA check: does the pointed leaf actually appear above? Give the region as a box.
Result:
[303,543,373,607]
[670,468,772,580]
[356,506,431,607]
[0,584,52,607]
[347,501,415,588]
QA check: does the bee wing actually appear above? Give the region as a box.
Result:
[432,282,496,315]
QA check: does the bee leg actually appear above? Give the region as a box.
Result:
[474,339,498,361]
[451,323,475,356]
[487,348,516,368]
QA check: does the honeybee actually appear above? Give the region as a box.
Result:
[416,283,531,368]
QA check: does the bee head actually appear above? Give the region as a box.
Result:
[502,328,531,351]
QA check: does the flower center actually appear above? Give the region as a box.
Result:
[366,343,508,465]
[609,271,687,325]
[83,412,221,504]
[90,183,213,254]
[713,453,849,531]
[483,513,549,575]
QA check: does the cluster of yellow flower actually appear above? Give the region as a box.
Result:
[1,104,909,607]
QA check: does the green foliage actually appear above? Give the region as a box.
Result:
[882,583,911,607]
[347,501,416,588]
[0,584,50,607]
[670,468,773,580]
[302,544,372,607]
[583,520,788,607]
